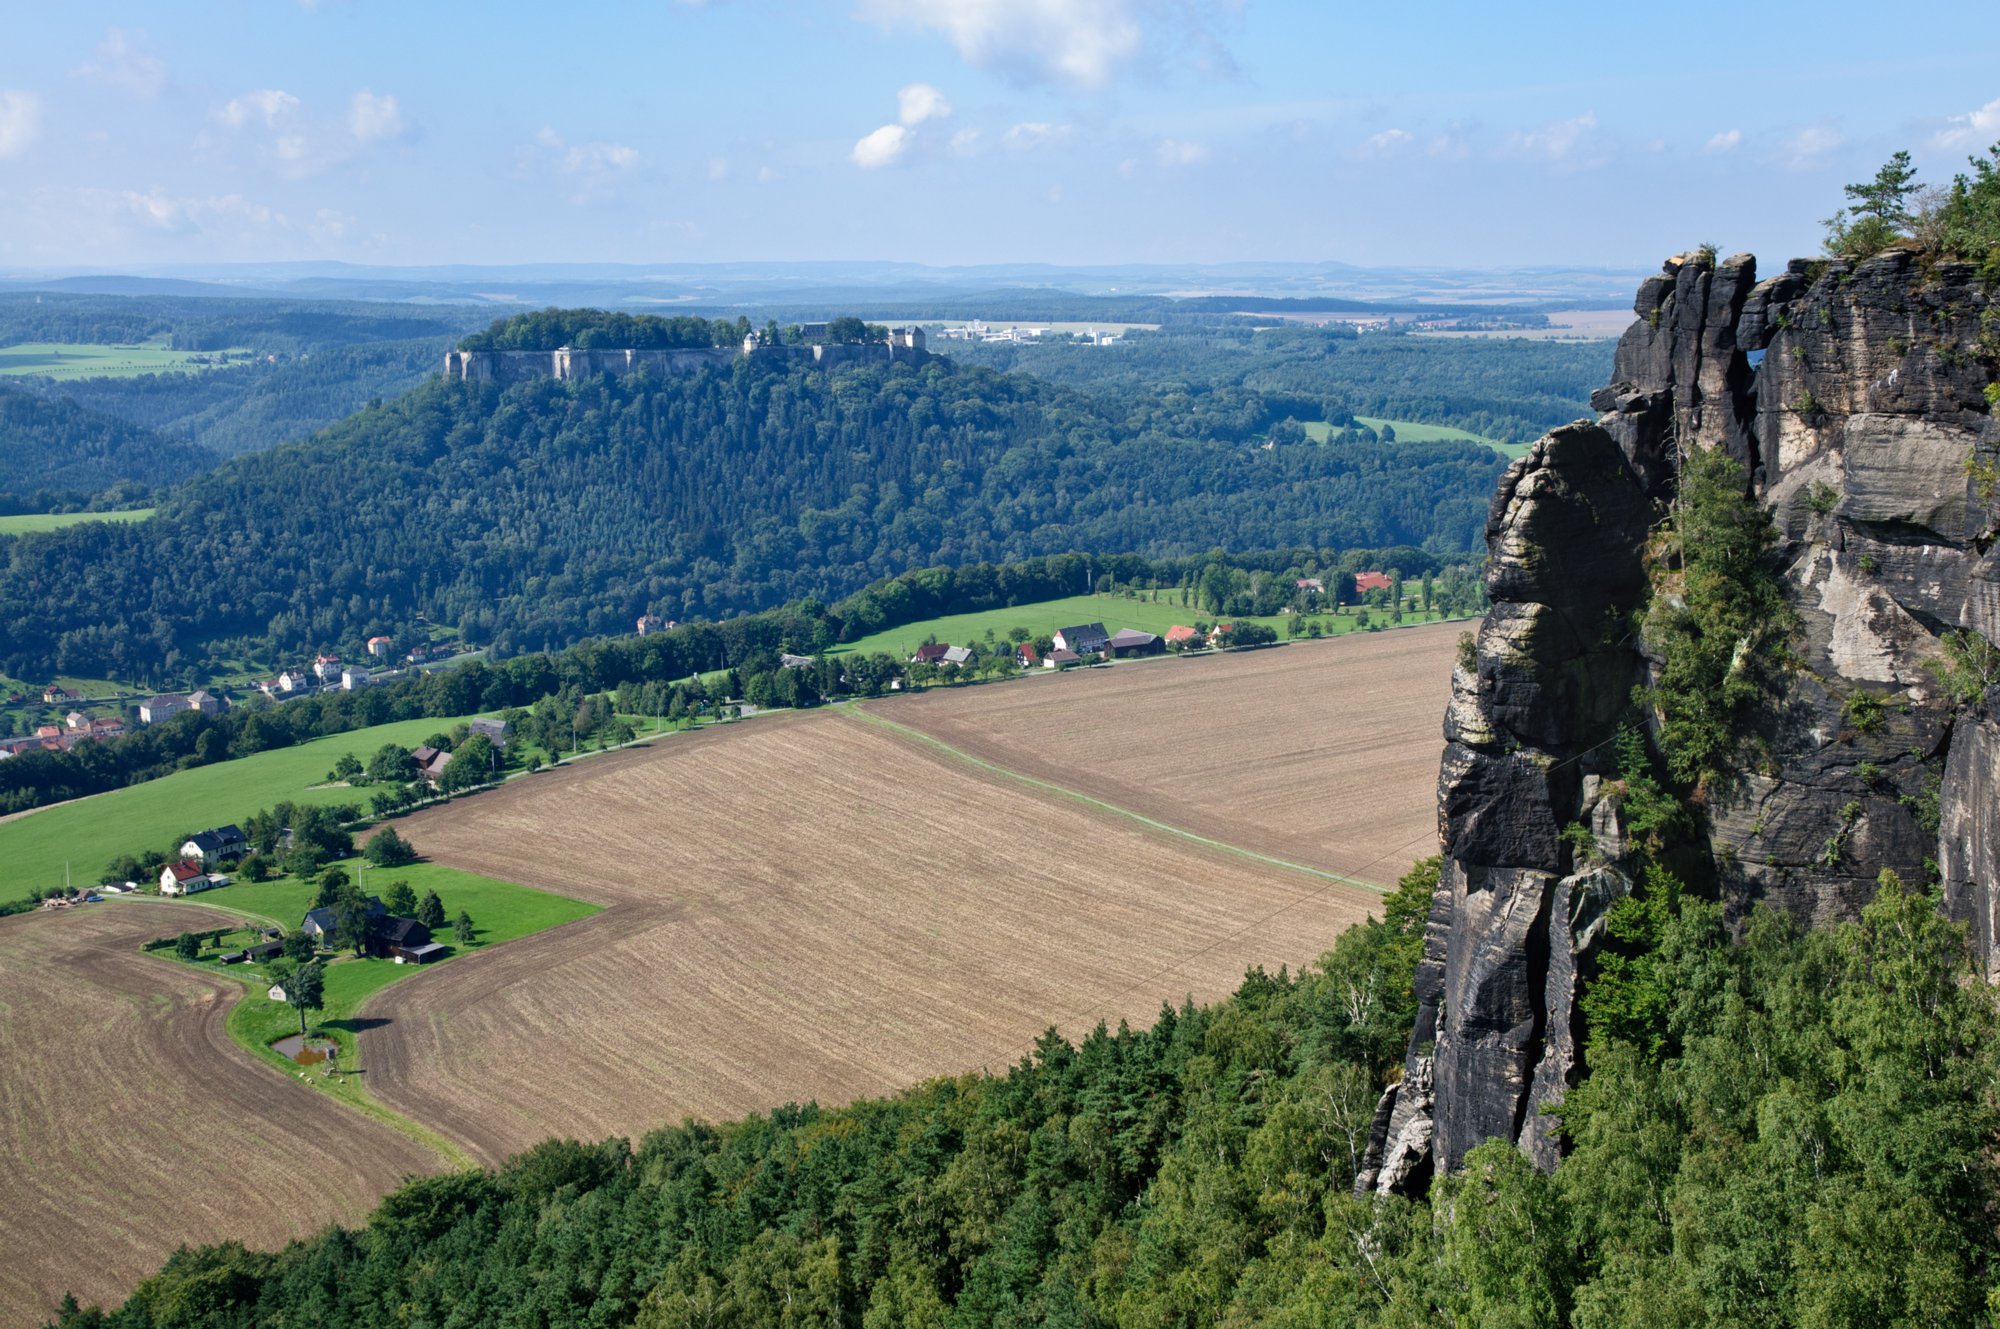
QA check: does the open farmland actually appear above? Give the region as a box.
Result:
[0,901,438,1325]
[869,623,1461,883]
[0,340,250,378]
[0,508,154,535]
[362,707,1386,1164]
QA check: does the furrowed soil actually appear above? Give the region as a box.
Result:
[870,624,1460,884]
[0,903,437,1325]
[363,704,1386,1165]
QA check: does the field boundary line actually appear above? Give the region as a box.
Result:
[838,702,1388,895]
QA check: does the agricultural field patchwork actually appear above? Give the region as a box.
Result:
[831,592,1294,659]
[0,901,437,1324]
[362,705,1387,1164]
[868,623,1461,883]
[0,340,251,379]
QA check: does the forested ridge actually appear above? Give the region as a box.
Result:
[0,354,1505,680]
[0,387,218,509]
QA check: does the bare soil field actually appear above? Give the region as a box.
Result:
[0,902,437,1325]
[871,624,1459,884]
[364,709,1380,1165]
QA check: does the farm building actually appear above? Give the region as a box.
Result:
[159,862,217,896]
[179,825,248,865]
[778,653,816,670]
[469,716,511,743]
[1045,648,1081,669]
[1052,623,1109,655]
[301,897,387,947]
[1106,629,1163,657]
[1354,571,1393,594]
[911,643,951,665]
[1165,625,1202,647]
[942,646,974,667]
[375,916,445,964]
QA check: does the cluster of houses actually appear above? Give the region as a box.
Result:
[911,620,1257,673]
[253,643,461,701]
[158,824,249,896]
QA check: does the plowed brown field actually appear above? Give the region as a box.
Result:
[870,623,1459,882]
[0,903,437,1326]
[363,703,1391,1165]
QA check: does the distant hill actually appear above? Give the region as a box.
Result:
[0,387,218,505]
[0,350,1506,679]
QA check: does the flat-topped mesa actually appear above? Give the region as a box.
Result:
[1357,248,2000,1197]
[443,326,929,384]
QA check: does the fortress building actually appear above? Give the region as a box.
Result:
[444,325,928,384]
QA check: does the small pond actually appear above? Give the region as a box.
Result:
[271,1034,339,1066]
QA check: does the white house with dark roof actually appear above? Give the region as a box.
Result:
[139,694,190,725]
[1052,623,1109,656]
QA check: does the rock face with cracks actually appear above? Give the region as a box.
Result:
[1358,248,1999,1195]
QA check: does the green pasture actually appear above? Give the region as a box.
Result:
[0,713,484,893]
[0,508,155,536]
[0,340,251,379]
[1305,416,1529,460]
[151,858,597,1161]
[831,593,1290,660]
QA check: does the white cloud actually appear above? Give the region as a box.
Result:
[218,88,300,129]
[1004,121,1071,150]
[1779,125,1844,170]
[949,127,983,155]
[1362,127,1412,156]
[852,123,909,169]
[1704,128,1742,155]
[1505,110,1602,167]
[1934,96,2000,152]
[897,83,951,126]
[859,0,1143,88]
[0,91,41,159]
[105,188,286,234]
[567,141,638,172]
[76,29,167,98]
[756,165,779,182]
[1155,137,1207,166]
[349,89,407,142]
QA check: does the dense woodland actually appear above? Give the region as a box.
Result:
[956,326,1612,444]
[0,347,1509,681]
[0,388,218,510]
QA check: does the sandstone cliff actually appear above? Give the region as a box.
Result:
[1359,249,1999,1193]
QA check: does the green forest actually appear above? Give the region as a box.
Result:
[0,349,1509,681]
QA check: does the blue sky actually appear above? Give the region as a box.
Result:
[2,0,1997,271]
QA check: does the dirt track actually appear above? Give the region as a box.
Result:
[869,625,1458,884]
[0,902,437,1325]
[362,709,1380,1165]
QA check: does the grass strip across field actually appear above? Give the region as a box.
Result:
[840,699,1389,894]
[0,509,155,535]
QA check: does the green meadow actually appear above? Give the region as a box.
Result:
[0,509,155,536]
[830,593,1289,659]
[0,340,250,379]
[1305,416,1530,460]
[0,713,482,893]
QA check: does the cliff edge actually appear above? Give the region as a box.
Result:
[1359,248,1999,1192]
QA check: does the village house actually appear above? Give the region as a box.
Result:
[468,716,510,744]
[301,897,388,948]
[312,655,342,683]
[1296,578,1325,597]
[42,685,74,705]
[138,694,189,725]
[778,653,816,669]
[159,861,217,896]
[1354,571,1393,595]
[635,614,666,636]
[942,645,974,667]
[366,635,393,658]
[1015,641,1040,667]
[180,825,248,865]
[1165,625,1203,648]
[412,746,454,785]
[188,689,224,716]
[1052,623,1109,656]
[35,724,61,740]
[1208,623,1236,646]
[1045,647,1081,669]
[912,643,951,665]
[376,916,446,964]
[1106,628,1163,657]
[64,710,89,730]
[276,669,313,695]
[341,668,372,691]
[88,715,126,739]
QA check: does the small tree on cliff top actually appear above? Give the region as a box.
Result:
[1825,150,1918,259]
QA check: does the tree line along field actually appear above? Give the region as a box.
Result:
[359,702,1390,1166]
[0,712,483,893]
[865,621,1462,883]
[0,901,438,1323]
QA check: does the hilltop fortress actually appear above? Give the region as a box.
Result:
[444,324,929,384]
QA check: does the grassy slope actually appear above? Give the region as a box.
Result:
[0,713,482,893]
[832,592,1464,661]
[0,509,155,535]
[1304,416,1531,460]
